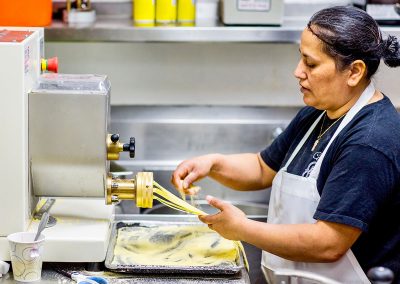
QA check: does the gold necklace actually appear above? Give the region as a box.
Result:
[311,111,347,152]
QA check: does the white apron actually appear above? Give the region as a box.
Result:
[262,83,376,284]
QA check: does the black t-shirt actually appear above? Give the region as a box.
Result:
[260,96,400,279]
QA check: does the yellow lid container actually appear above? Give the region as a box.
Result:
[156,0,177,26]
[134,0,155,27]
[177,0,195,26]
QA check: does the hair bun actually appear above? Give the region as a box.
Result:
[382,35,400,67]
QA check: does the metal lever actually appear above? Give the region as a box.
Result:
[33,198,57,227]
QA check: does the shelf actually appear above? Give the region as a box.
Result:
[45,19,400,43]
[45,19,302,43]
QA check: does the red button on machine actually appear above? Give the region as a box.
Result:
[41,57,59,73]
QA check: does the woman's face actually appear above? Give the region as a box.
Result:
[294,28,351,111]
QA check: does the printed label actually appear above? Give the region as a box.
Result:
[237,0,270,11]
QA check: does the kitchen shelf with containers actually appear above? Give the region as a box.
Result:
[46,19,301,43]
[45,0,400,43]
[47,0,292,43]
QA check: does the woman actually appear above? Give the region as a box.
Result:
[171,6,400,283]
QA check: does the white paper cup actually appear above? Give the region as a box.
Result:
[7,232,45,282]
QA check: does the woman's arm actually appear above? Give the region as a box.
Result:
[171,153,277,192]
[209,153,277,190]
[241,219,361,262]
[200,196,362,262]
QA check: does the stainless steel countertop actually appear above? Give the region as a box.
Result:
[0,215,256,283]
[0,269,73,284]
[0,254,253,283]
[45,18,400,43]
[0,266,252,284]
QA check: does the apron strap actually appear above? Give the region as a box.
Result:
[309,82,376,179]
[282,112,325,170]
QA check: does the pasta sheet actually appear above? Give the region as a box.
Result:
[112,225,238,267]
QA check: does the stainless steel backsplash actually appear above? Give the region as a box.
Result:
[110,105,299,203]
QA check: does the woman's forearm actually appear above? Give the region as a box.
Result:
[208,153,275,191]
[239,219,361,262]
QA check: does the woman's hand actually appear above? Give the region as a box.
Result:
[198,195,248,240]
[172,153,275,194]
[171,154,217,194]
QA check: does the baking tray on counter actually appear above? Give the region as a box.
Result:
[105,215,245,275]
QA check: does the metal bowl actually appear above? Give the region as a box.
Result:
[142,200,268,217]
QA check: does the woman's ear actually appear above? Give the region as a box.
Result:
[347,60,367,87]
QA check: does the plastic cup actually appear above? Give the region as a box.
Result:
[7,232,45,282]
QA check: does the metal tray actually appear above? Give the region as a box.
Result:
[105,218,244,275]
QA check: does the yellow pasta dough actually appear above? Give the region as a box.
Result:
[112,225,238,267]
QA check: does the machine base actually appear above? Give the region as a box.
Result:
[0,198,113,262]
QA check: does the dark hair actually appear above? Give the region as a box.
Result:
[307,6,400,79]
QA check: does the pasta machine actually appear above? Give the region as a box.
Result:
[0,27,153,262]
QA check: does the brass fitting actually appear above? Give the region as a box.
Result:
[135,172,154,208]
[106,172,153,208]
[106,134,124,160]
[106,134,135,160]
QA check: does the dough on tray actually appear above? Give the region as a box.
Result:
[111,225,238,267]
